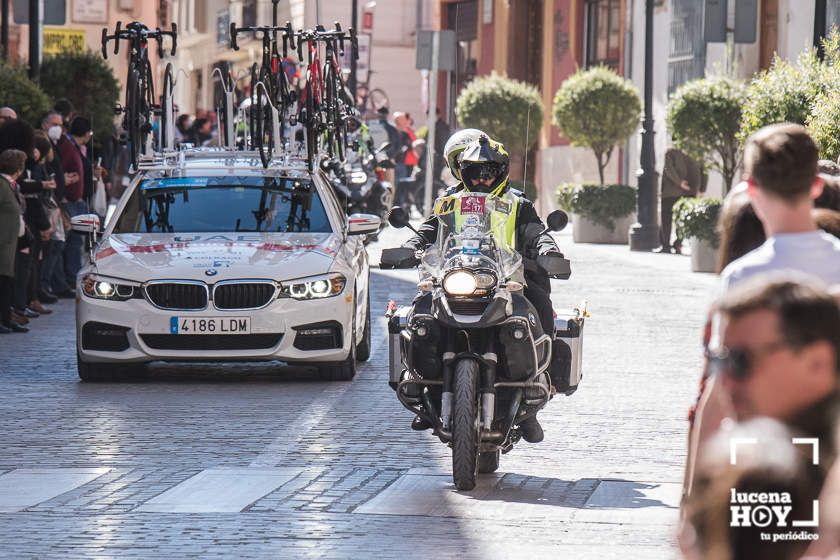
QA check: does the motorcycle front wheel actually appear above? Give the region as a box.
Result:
[452,358,480,491]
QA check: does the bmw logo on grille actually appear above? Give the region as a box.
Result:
[205,269,218,277]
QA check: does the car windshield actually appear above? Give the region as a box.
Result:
[113,176,332,233]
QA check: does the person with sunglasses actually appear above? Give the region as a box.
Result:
[692,278,840,556]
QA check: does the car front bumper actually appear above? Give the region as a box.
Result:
[76,289,356,365]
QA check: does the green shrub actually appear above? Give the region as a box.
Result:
[556,182,637,231]
[807,88,840,160]
[0,61,52,126]
[673,197,722,248]
[455,72,544,164]
[40,51,120,144]
[667,77,746,194]
[552,67,641,185]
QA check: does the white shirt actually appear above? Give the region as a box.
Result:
[720,230,840,291]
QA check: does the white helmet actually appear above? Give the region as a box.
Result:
[443,128,487,182]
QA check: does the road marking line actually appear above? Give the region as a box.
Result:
[135,467,300,513]
[0,468,110,512]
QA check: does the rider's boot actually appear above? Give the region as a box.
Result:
[411,415,432,431]
[519,417,544,443]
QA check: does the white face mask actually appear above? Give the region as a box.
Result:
[48,125,62,142]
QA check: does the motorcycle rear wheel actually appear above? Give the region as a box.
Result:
[452,358,480,491]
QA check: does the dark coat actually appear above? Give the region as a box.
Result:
[661,148,704,199]
[0,176,21,277]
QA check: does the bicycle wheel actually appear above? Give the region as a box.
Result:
[140,57,156,155]
[215,65,234,147]
[249,63,260,150]
[304,82,317,171]
[125,65,141,170]
[160,62,174,150]
[255,75,274,169]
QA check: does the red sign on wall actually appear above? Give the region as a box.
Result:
[363,11,374,31]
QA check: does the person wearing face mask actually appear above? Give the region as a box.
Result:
[41,111,67,202]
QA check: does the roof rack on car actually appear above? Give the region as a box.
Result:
[135,146,312,176]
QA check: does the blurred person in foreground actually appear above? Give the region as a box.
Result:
[684,124,840,502]
[682,418,823,560]
[686,279,840,559]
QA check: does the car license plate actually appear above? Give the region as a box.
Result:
[170,317,251,335]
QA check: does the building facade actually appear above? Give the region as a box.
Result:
[435,0,840,211]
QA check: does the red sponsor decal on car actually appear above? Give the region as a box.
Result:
[460,195,486,214]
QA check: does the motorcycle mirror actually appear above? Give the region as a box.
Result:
[387,206,410,229]
[546,210,569,232]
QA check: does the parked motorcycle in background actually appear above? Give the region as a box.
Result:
[381,192,586,491]
[328,141,395,239]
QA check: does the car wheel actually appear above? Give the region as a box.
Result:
[316,310,357,382]
[77,352,146,382]
[355,293,371,362]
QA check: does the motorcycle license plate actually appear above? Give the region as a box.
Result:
[170,316,251,335]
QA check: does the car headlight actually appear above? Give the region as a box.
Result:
[81,274,140,301]
[443,270,477,296]
[280,273,347,300]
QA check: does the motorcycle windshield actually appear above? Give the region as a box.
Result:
[421,192,522,281]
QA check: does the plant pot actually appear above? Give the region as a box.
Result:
[689,237,718,273]
[571,213,636,244]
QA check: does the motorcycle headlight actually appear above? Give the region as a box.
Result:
[81,274,140,301]
[280,273,347,300]
[443,270,477,296]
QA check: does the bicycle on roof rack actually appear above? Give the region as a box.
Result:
[102,20,177,171]
[295,23,358,171]
[230,0,297,168]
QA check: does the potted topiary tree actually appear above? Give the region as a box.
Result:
[557,182,637,244]
[667,77,746,195]
[40,51,120,146]
[672,197,723,273]
[0,61,51,125]
[455,72,544,185]
[552,67,641,242]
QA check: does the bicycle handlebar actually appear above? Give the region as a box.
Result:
[101,20,177,60]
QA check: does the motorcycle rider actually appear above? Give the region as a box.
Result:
[401,133,565,443]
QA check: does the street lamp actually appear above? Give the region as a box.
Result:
[629,0,659,251]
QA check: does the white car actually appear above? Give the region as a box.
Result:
[73,150,380,381]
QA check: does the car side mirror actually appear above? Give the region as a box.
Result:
[546,210,569,232]
[347,213,381,236]
[388,206,410,229]
[71,214,101,235]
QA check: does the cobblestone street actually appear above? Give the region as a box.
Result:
[0,227,716,559]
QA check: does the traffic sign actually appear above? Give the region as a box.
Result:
[416,30,456,72]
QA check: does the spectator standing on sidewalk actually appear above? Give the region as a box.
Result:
[0,149,30,334]
[0,106,17,124]
[684,123,840,502]
[433,108,451,182]
[58,117,95,289]
[657,148,704,254]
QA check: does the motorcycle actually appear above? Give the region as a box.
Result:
[329,141,395,229]
[380,191,584,491]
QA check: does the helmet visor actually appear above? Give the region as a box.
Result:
[462,162,503,192]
